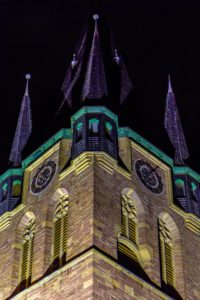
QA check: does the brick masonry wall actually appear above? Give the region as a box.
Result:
[93,250,170,300]
[0,137,200,299]
[12,251,94,300]
[10,250,171,300]
[130,143,200,299]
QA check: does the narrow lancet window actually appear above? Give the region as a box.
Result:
[190,182,199,202]
[75,122,83,142]
[105,122,113,142]
[159,218,174,287]
[53,193,69,270]
[20,219,35,289]
[175,179,185,198]
[1,183,8,202]
[121,192,137,245]
[12,180,21,197]
[89,118,99,136]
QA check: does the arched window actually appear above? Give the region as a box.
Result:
[118,188,151,281]
[89,118,99,136]
[75,122,83,142]
[190,182,199,202]
[1,183,8,201]
[53,193,68,270]
[159,218,174,287]
[175,179,185,198]
[12,180,21,197]
[20,218,35,289]
[158,213,185,299]
[121,192,137,244]
[105,122,113,141]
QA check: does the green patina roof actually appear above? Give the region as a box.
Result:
[22,128,72,169]
[1,107,200,185]
[71,106,118,127]
[118,127,173,166]
[118,127,200,183]
[0,169,23,185]
[0,128,72,184]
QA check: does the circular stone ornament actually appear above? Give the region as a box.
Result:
[31,160,57,194]
[134,159,163,194]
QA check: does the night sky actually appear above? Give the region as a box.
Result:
[1,0,200,174]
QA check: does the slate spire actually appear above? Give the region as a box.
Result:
[58,14,132,111]
[81,14,108,101]
[9,74,32,167]
[164,75,189,165]
[58,27,88,111]
[112,46,133,104]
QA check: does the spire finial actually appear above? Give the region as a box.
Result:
[168,74,173,93]
[71,53,78,69]
[113,49,120,65]
[25,73,31,96]
[93,14,99,21]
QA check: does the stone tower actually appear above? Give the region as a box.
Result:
[0,15,200,300]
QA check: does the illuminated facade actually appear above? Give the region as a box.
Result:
[0,105,199,299]
[0,15,200,300]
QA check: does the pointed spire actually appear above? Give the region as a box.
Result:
[9,74,32,167]
[168,74,173,93]
[164,76,189,165]
[110,33,133,104]
[58,27,88,111]
[81,14,108,101]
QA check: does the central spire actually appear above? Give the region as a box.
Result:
[58,14,133,112]
[81,14,108,101]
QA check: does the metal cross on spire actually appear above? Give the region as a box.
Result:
[164,75,189,165]
[9,74,32,167]
[81,14,108,101]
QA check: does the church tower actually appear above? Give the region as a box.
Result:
[0,15,200,300]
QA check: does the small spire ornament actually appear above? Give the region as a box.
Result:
[93,14,99,21]
[71,53,78,69]
[113,49,120,65]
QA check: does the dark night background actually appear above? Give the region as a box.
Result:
[0,0,200,174]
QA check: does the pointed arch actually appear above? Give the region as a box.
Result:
[20,218,35,289]
[12,211,36,291]
[158,212,185,298]
[52,188,69,270]
[175,179,185,198]
[12,180,22,198]
[120,188,145,245]
[118,188,151,278]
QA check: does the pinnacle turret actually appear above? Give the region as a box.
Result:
[9,74,32,167]
[164,76,189,165]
